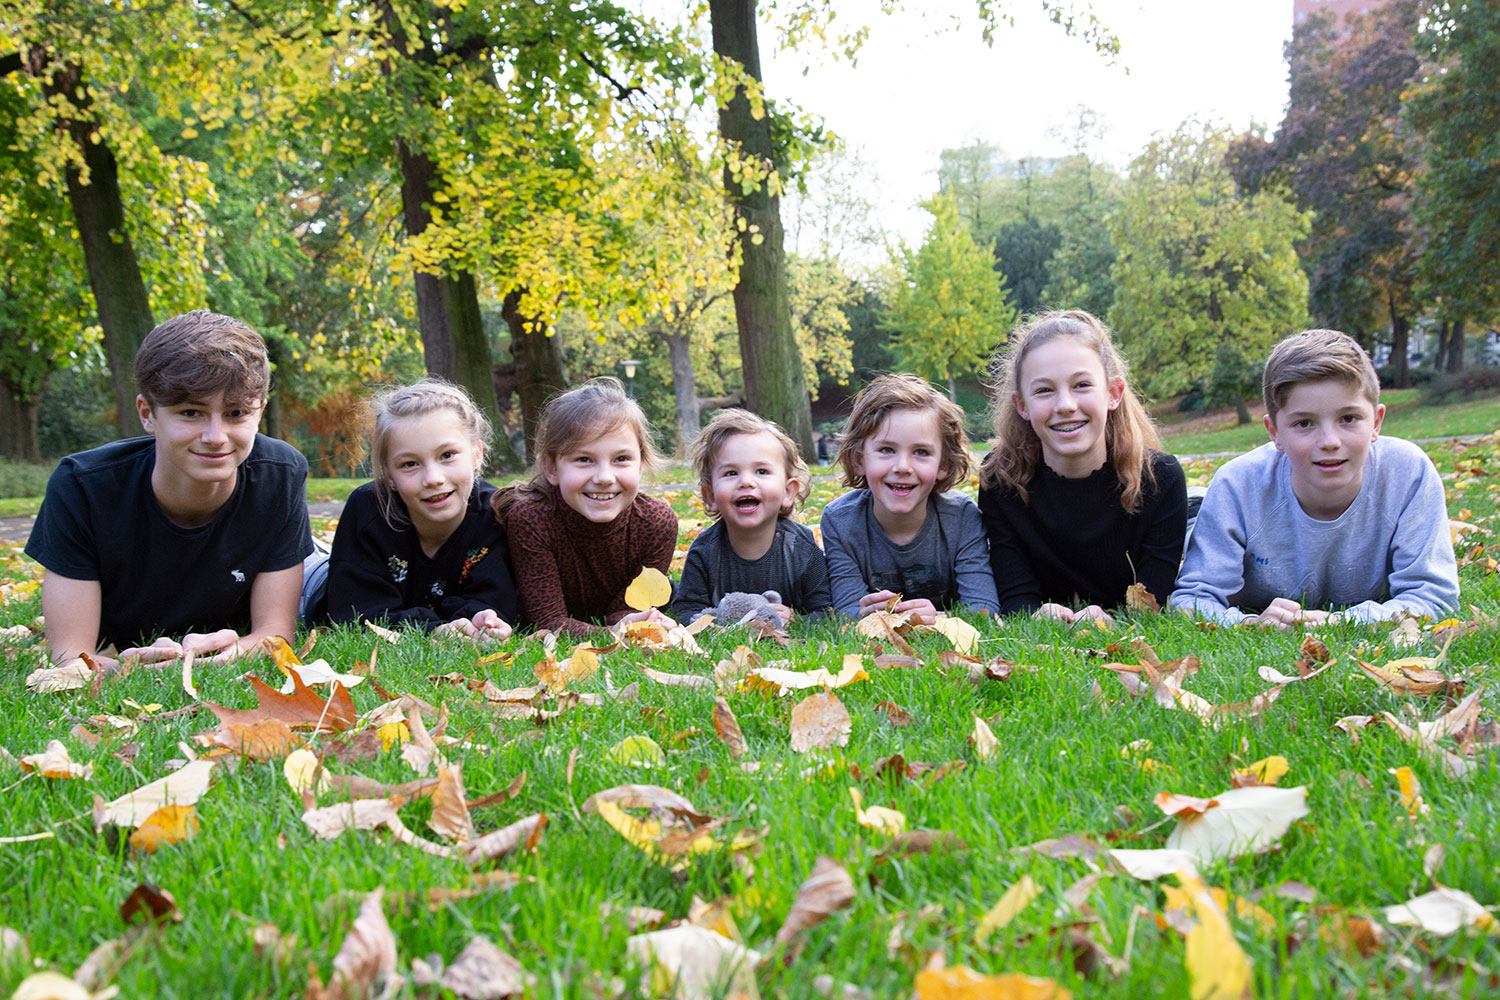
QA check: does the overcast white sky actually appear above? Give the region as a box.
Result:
[756,0,1295,247]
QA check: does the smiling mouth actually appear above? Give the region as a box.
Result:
[1050,420,1087,433]
[734,497,762,512]
[885,483,917,496]
[1313,459,1346,469]
[585,491,618,503]
[422,490,455,506]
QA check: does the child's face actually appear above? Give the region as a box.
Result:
[137,390,262,492]
[1012,336,1123,477]
[545,423,643,524]
[703,430,797,536]
[384,409,482,545]
[853,407,949,519]
[1265,378,1385,519]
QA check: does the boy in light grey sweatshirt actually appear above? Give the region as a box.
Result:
[1170,329,1458,626]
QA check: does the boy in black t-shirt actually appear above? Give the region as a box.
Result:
[25,311,313,671]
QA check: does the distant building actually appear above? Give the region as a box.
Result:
[1293,0,1388,28]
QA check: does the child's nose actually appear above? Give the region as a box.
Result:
[200,415,228,443]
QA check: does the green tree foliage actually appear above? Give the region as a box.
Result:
[1108,122,1310,415]
[1407,1,1500,349]
[992,219,1062,315]
[888,194,1018,399]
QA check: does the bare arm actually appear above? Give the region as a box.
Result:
[40,570,108,665]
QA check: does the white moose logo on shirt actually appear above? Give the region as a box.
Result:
[231,569,246,583]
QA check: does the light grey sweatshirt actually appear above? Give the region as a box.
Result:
[1169,438,1459,623]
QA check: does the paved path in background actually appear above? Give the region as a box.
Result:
[3,432,1490,545]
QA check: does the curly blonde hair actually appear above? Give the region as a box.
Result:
[980,310,1159,513]
[691,409,811,518]
[836,374,971,494]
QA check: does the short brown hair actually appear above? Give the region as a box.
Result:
[836,374,971,494]
[1262,329,1380,423]
[691,409,811,518]
[134,310,270,409]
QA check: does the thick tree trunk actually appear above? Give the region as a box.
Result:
[1447,318,1466,373]
[501,290,570,462]
[1435,320,1449,372]
[395,137,521,469]
[1235,398,1252,425]
[708,0,815,457]
[664,329,700,456]
[947,373,957,402]
[0,380,42,462]
[36,56,155,439]
[1389,296,1411,388]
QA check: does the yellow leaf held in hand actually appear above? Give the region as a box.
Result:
[129,804,199,853]
[849,786,906,835]
[624,567,672,611]
[974,874,1043,942]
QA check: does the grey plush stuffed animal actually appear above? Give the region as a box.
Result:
[699,590,787,626]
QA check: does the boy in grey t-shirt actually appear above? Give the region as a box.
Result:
[1170,329,1458,626]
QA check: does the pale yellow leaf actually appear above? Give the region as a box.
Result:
[624,567,672,611]
[974,874,1042,941]
[933,615,979,655]
[849,787,906,835]
[914,964,1071,999]
[971,717,998,760]
[94,759,215,829]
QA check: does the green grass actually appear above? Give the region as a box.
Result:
[1,441,1499,998]
[1161,389,1500,454]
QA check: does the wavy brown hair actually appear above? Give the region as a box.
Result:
[980,310,1159,513]
[836,373,971,494]
[491,377,662,522]
[691,409,811,518]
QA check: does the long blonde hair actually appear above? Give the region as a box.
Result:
[491,377,662,521]
[368,378,491,528]
[980,310,1159,513]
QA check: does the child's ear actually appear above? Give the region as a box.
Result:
[1371,402,1386,439]
[1107,376,1125,411]
[1263,413,1282,451]
[700,485,718,514]
[135,394,154,432]
[1011,391,1028,421]
[542,457,560,486]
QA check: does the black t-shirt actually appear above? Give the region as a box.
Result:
[978,450,1187,614]
[25,434,314,650]
[670,518,832,622]
[323,479,519,630]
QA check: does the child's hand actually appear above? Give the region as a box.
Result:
[617,608,674,629]
[183,629,250,663]
[1073,604,1115,629]
[436,609,512,641]
[768,603,794,624]
[1251,597,1307,629]
[1033,602,1076,624]
[893,598,940,626]
[856,590,901,617]
[117,636,184,666]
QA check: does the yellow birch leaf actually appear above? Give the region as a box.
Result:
[1233,755,1289,786]
[129,804,199,853]
[607,735,666,769]
[1390,766,1430,818]
[283,748,329,795]
[261,635,301,669]
[974,874,1043,942]
[848,786,906,835]
[934,615,980,655]
[972,717,999,760]
[624,567,672,611]
[378,721,410,750]
[914,965,1071,999]
[1177,869,1253,1000]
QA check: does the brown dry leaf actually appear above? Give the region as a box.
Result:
[1013,835,1104,863]
[1125,582,1160,614]
[213,718,301,760]
[458,813,547,867]
[128,804,198,853]
[302,797,402,839]
[713,698,748,758]
[581,784,701,816]
[205,671,355,732]
[880,830,969,859]
[970,717,998,760]
[913,964,1071,999]
[252,922,296,964]
[1299,634,1332,665]
[399,871,534,912]
[790,692,852,752]
[875,700,914,727]
[429,764,476,843]
[773,855,856,952]
[1154,792,1222,817]
[94,759,216,830]
[1419,684,1485,742]
[120,883,181,926]
[327,775,439,801]
[873,653,923,669]
[713,645,763,688]
[18,740,92,780]
[437,936,528,999]
[1355,657,1453,696]
[364,620,401,644]
[1256,660,1334,685]
[1375,710,1476,778]
[466,771,527,811]
[642,665,714,690]
[24,657,93,693]
[601,902,668,932]
[316,888,397,1000]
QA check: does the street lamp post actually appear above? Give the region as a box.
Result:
[621,359,640,398]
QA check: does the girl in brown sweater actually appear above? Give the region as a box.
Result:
[493,378,677,637]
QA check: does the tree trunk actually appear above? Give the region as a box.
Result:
[0,380,42,462]
[947,373,957,402]
[1447,318,1466,373]
[394,137,521,470]
[502,289,570,461]
[1434,320,1449,372]
[1389,296,1411,388]
[35,56,155,439]
[708,0,815,458]
[1235,398,1252,425]
[664,329,700,456]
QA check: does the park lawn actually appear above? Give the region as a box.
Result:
[1160,389,1500,455]
[0,440,1498,998]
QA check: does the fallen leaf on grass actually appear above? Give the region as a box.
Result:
[849,787,906,835]
[429,764,476,842]
[1384,887,1497,935]
[641,665,714,690]
[974,875,1042,941]
[457,813,547,867]
[627,924,762,1000]
[713,698,748,757]
[875,701,914,727]
[1161,785,1309,864]
[773,855,856,952]
[879,830,969,859]
[933,615,980,654]
[308,888,397,1000]
[24,657,93,693]
[1176,869,1253,1000]
[1231,756,1289,788]
[1014,835,1104,863]
[1125,582,1160,614]
[416,936,528,999]
[283,749,330,795]
[1389,766,1430,819]
[120,883,181,926]
[970,717,998,760]
[1108,849,1200,881]
[581,784,701,816]
[364,620,401,644]
[535,646,601,692]
[1355,657,1454,696]
[206,671,355,732]
[607,734,666,768]
[214,719,301,760]
[1256,661,1334,685]
[302,798,403,839]
[790,692,852,752]
[94,759,215,830]
[8,972,101,1000]
[128,805,198,853]
[741,661,869,697]
[466,772,527,811]
[276,659,365,694]
[18,741,92,780]
[913,964,1071,999]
